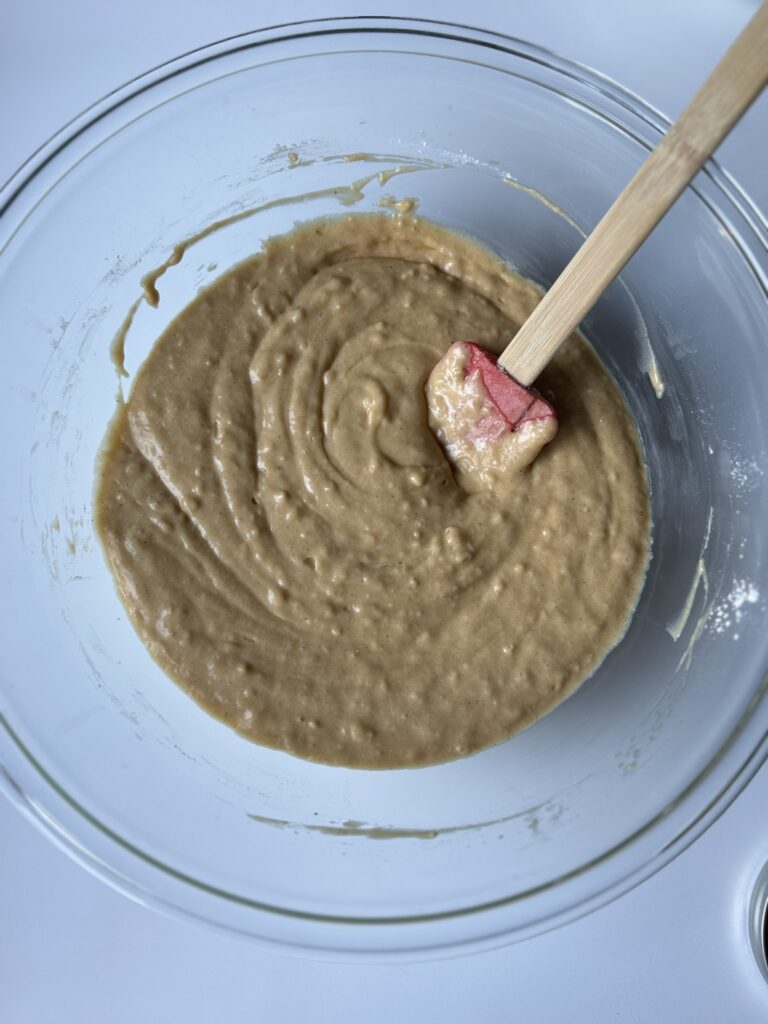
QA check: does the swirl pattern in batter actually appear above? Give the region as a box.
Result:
[97,214,650,768]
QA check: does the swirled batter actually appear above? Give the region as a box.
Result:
[97,214,649,768]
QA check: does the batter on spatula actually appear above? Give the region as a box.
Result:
[427,341,558,491]
[97,213,649,768]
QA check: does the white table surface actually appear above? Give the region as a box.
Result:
[2,1,767,1020]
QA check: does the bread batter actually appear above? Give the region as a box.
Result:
[97,214,650,768]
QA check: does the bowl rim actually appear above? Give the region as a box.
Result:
[1,15,767,957]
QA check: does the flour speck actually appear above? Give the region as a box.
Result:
[729,456,764,495]
[710,579,760,636]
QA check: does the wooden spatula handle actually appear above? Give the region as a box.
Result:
[499,0,768,386]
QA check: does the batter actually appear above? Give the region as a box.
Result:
[97,214,650,768]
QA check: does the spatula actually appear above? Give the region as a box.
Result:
[428,0,768,483]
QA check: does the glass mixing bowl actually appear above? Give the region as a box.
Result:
[1,17,767,960]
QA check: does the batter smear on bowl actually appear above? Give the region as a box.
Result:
[96,214,650,768]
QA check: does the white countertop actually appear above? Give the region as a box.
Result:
[2,1,767,1020]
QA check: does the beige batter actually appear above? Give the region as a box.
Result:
[97,214,650,768]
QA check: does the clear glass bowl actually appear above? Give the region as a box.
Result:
[1,17,767,960]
